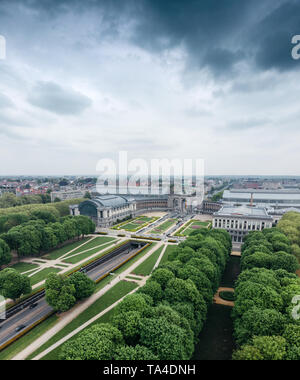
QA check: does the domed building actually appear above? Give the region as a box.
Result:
[70,195,137,227]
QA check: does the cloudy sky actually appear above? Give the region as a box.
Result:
[0,0,300,176]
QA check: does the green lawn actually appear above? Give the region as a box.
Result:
[43,237,92,260]
[149,218,177,234]
[62,241,117,264]
[0,314,58,360]
[132,246,164,276]
[9,262,39,274]
[112,216,157,232]
[159,244,178,264]
[64,236,116,257]
[175,220,211,237]
[27,280,138,360]
[29,268,62,286]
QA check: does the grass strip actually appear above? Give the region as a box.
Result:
[160,244,178,265]
[132,246,163,276]
[62,241,116,264]
[64,236,115,257]
[29,268,62,286]
[9,262,39,273]
[43,237,92,260]
[27,280,138,360]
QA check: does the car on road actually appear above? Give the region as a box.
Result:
[29,303,38,309]
[15,324,26,332]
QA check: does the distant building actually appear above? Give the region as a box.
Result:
[213,205,273,243]
[51,189,85,202]
[200,200,222,214]
[222,189,300,210]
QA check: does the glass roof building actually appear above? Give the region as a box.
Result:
[222,189,300,209]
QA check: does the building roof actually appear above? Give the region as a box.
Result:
[223,189,300,202]
[89,195,134,209]
[214,205,272,219]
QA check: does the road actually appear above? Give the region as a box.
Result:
[0,244,142,348]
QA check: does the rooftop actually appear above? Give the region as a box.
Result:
[223,189,300,202]
[214,205,272,219]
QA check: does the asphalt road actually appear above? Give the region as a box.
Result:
[0,245,141,348]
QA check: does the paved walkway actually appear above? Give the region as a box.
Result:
[12,241,163,360]
[213,287,235,307]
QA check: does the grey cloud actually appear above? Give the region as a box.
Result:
[225,118,271,131]
[28,81,92,115]
[0,93,13,108]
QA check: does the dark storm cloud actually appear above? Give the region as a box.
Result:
[250,1,300,71]
[28,81,92,115]
[130,0,300,75]
[3,0,299,76]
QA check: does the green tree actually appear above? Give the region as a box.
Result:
[150,268,175,289]
[0,238,11,267]
[137,280,162,304]
[233,336,286,361]
[0,268,31,301]
[84,191,91,199]
[69,271,95,300]
[139,317,192,360]
[59,323,123,360]
[115,293,150,315]
[45,273,76,312]
[112,311,142,345]
[114,345,158,360]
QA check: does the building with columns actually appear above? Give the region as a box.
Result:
[213,205,273,243]
[70,195,137,227]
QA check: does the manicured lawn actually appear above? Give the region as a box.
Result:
[132,246,163,276]
[27,280,138,360]
[113,216,158,232]
[29,268,62,286]
[64,236,116,257]
[183,221,211,236]
[62,241,116,264]
[159,244,178,264]
[43,237,92,260]
[0,314,58,360]
[9,262,39,274]
[149,219,177,234]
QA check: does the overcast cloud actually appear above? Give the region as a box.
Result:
[0,0,299,175]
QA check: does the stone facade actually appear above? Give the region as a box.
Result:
[213,205,273,243]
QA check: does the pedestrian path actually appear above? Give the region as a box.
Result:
[213,287,235,307]
[12,241,163,360]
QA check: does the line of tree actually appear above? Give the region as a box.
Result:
[277,211,300,261]
[232,228,300,360]
[240,228,299,273]
[58,228,232,360]
[0,198,84,218]
[1,215,95,258]
[0,192,51,209]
